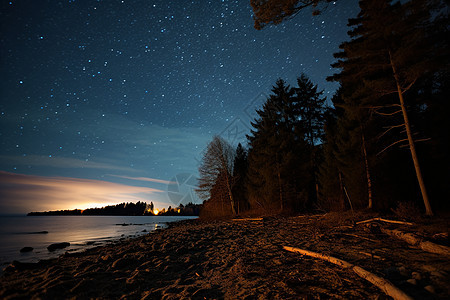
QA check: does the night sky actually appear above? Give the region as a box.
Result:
[0,0,358,214]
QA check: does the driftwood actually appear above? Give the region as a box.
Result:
[356,218,413,226]
[283,246,413,300]
[359,251,385,260]
[341,233,379,243]
[231,218,263,221]
[382,228,450,257]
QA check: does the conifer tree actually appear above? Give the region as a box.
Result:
[329,0,445,215]
[293,74,327,203]
[232,143,249,214]
[247,79,311,212]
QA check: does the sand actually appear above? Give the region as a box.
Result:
[1,212,449,299]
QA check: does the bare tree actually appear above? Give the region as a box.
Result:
[197,136,237,216]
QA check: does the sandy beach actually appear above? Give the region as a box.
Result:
[1,213,449,299]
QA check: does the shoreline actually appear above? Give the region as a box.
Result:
[1,213,449,299]
[0,215,196,268]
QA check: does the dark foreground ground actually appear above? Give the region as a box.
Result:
[1,212,449,299]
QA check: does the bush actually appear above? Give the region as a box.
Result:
[392,201,423,222]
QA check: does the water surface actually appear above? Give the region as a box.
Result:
[0,215,196,267]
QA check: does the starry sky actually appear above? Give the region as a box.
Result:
[0,0,358,214]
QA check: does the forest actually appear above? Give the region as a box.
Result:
[27,201,201,216]
[197,0,449,218]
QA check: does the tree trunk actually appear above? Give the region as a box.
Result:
[276,153,283,211]
[338,171,346,210]
[389,51,433,216]
[361,128,373,209]
[283,246,414,300]
[225,172,236,216]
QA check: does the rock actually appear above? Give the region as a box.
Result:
[20,247,34,253]
[406,278,418,285]
[411,271,422,281]
[424,285,435,294]
[101,254,112,261]
[47,242,70,252]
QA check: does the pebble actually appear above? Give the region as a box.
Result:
[411,271,422,280]
[406,278,417,285]
[424,285,435,294]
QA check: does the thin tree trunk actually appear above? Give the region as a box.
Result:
[338,171,346,211]
[237,197,240,215]
[276,153,283,211]
[361,128,373,209]
[225,172,236,215]
[389,51,433,216]
[218,149,236,216]
[311,149,320,204]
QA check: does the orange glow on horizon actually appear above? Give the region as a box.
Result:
[0,171,168,214]
[153,209,159,215]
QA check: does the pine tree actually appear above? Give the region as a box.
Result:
[247,79,311,212]
[329,0,446,215]
[293,74,327,204]
[232,143,249,214]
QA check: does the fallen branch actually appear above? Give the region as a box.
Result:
[231,218,263,221]
[335,225,354,230]
[356,218,413,226]
[341,233,379,243]
[283,246,353,268]
[359,251,385,260]
[382,228,450,257]
[295,214,327,219]
[283,246,413,300]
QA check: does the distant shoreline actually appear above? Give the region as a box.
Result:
[27,201,201,217]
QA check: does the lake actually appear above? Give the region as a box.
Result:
[0,215,197,268]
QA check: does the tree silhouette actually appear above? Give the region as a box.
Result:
[328,0,447,215]
[250,0,335,30]
[247,79,312,212]
[197,136,237,216]
[232,143,249,215]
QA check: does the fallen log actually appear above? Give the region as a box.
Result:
[382,228,450,257]
[356,218,413,226]
[283,246,413,300]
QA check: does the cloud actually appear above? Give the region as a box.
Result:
[107,174,175,185]
[0,155,136,172]
[0,171,168,214]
